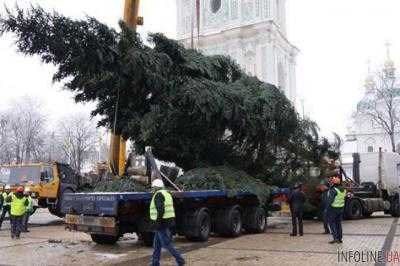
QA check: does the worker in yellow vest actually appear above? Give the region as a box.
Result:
[22,187,33,232]
[0,184,12,229]
[149,179,185,266]
[6,186,28,239]
[326,176,346,244]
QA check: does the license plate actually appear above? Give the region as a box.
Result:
[65,214,115,228]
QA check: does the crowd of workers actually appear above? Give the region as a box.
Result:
[0,185,34,239]
[288,175,347,244]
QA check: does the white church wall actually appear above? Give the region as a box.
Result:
[176,0,298,103]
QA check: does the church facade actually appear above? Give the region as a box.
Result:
[344,48,400,154]
[175,0,299,103]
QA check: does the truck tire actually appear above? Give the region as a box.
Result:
[139,232,155,247]
[185,208,211,242]
[214,205,242,237]
[345,199,362,219]
[391,198,400,217]
[91,234,120,245]
[243,206,266,234]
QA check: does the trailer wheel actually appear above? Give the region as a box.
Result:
[214,205,242,237]
[243,207,266,234]
[391,198,400,217]
[138,232,155,247]
[91,234,120,245]
[185,208,211,242]
[345,199,362,219]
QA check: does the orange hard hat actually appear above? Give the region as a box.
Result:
[16,186,24,193]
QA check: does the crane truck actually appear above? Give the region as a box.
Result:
[0,162,80,217]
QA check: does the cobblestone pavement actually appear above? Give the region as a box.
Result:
[0,210,398,266]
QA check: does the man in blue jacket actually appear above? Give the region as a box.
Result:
[289,182,306,236]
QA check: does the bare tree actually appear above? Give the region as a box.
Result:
[357,68,400,152]
[0,113,13,164]
[57,113,97,173]
[1,97,46,163]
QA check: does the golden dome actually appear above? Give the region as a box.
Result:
[364,75,375,91]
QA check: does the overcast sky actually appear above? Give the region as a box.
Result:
[0,0,399,138]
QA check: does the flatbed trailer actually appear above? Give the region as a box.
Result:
[62,190,266,246]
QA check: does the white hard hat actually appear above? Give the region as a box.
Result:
[25,187,30,192]
[5,185,10,190]
[151,179,164,188]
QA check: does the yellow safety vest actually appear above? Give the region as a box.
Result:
[149,189,175,221]
[331,188,346,208]
[2,192,10,206]
[10,194,26,216]
[27,196,33,213]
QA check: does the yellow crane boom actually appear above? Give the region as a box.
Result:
[109,0,143,177]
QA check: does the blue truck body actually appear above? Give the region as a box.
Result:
[62,189,266,245]
[62,190,254,216]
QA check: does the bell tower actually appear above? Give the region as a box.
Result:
[176,0,298,103]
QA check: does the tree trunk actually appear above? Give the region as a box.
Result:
[390,132,396,152]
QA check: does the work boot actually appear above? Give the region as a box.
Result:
[323,231,330,234]
[329,240,339,244]
[290,233,297,236]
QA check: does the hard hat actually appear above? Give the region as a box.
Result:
[24,187,31,193]
[5,185,10,190]
[151,179,164,188]
[16,186,24,193]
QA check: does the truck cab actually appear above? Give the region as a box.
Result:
[341,151,400,219]
[0,162,79,217]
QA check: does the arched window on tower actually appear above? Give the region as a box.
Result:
[275,0,280,24]
[230,0,239,19]
[368,146,374,153]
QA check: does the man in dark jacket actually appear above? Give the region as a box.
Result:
[289,182,306,236]
[0,185,12,229]
[326,176,346,244]
[320,184,330,234]
[149,179,185,266]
